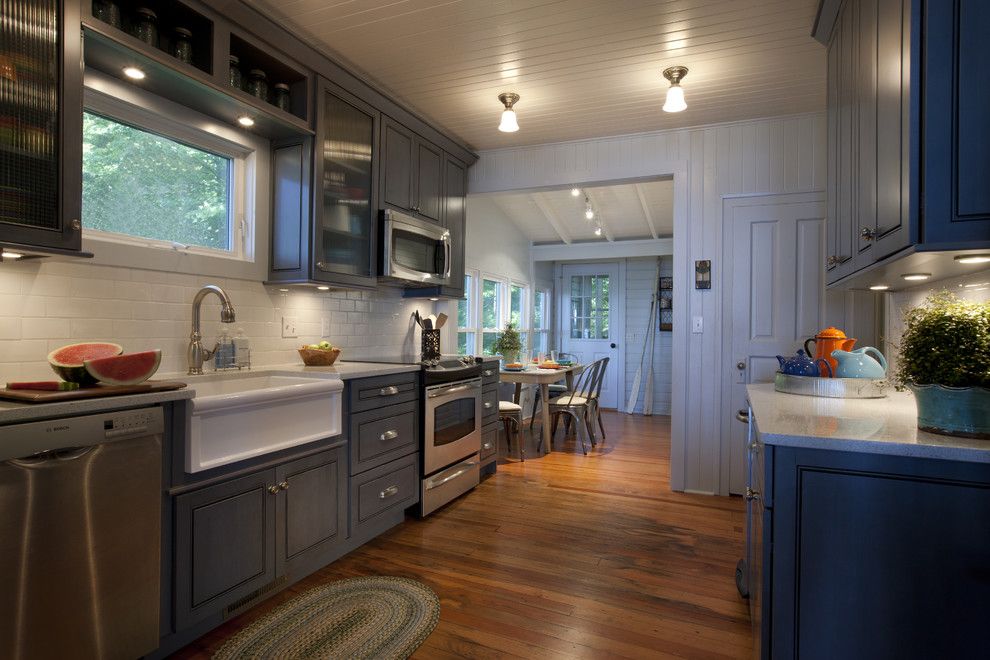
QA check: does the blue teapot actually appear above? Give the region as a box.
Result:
[831,347,887,379]
[776,350,833,377]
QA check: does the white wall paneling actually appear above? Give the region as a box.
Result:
[469,112,826,494]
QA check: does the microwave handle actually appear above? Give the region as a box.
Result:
[442,232,452,280]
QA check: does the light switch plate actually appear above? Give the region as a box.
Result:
[692,316,704,334]
[320,317,330,338]
[281,316,298,338]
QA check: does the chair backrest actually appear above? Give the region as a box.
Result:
[558,360,601,406]
[590,357,610,399]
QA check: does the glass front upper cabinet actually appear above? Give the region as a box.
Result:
[313,80,379,286]
[0,0,83,252]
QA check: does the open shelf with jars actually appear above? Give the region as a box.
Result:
[226,32,309,124]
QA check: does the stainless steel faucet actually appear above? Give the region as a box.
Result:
[187,285,236,375]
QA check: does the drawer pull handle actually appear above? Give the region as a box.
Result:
[379,386,399,396]
[484,402,493,409]
[483,442,493,450]
[483,370,493,377]
[736,409,749,424]
[380,429,399,442]
[379,485,399,499]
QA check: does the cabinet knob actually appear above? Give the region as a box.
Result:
[483,442,493,450]
[860,226,876,241]
[278,481,289,490]
[268,485,280,495]
[484,401,493,409]
[316,261,330,272]
[826,255,838,267]
[70,218,81,231]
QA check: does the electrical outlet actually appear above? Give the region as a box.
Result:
[692,316,704,334]
[321,317,330,338]
[281,316,298,338]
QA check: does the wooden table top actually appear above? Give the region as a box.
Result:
[498,364,582,383]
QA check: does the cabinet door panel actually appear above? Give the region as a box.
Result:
[277,448,346,574]
[382,118,413,211]
[855,0,877,270]
[415,140,443,222]
[443,154,467,297]
[834,2,857,280]
[174,470,276,628]
[923,0,990,246]
[826,28,840,283]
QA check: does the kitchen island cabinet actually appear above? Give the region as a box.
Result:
[746,384,990,658]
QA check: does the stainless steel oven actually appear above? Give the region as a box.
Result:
[424,376,481,475]
[381,208,451,285]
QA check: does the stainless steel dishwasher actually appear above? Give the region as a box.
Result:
[0,407,164,660]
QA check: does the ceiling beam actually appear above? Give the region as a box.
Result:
[531,238,673,262]
[634,184,659,240]
[531,193,572,245]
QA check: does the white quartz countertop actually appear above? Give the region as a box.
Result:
[0,361,418,425]
[747,383,990,463]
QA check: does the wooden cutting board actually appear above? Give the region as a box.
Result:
[0,380,187,403]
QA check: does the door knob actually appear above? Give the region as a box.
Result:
[737,361,746,370]
[610,343,616,349]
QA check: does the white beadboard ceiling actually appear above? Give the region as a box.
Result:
[249,0,824,150]
[485,178,674,244]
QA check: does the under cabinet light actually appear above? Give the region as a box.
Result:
[122,66,145,80]
[901,273,931,281]
[1,250,23,259]
[317,286,330,291]
[869,285,890,291]
[237,116,255,127]
[955,254,990,264]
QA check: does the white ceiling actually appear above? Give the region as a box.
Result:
[250,0,825,150]
[481,178,674,244]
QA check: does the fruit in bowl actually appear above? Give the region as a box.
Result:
[298,341,341,366]
[539,361,560,369]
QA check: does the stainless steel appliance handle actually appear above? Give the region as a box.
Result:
[482,441,493,451]
[442,231,452,280]
[482,369,494,377]
[380,485,399,499]
[380,430,399,442]
[483,401,494,409]
[379,386,400,396]
[425,462,478,490]
[7,446,96,467]
[736,409,750,424]
[427,381,481,398]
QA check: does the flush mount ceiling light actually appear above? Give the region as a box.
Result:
[869,285,890,291]
[901,273,932,281]
[955,254,990,264]
[497,92,520,132]
[662,66,688,113]
[236,116,255,127]
[122,66,146,80]
[571,188,581,197]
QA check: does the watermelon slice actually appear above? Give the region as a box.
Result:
[84,349,162,386]
[48,342,124,385]
[6,381,81,391]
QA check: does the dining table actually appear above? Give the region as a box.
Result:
[498,363,584,454]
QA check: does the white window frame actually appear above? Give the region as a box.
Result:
[480,272,507,356]
[456,270,479,355]
[531,286,551,356]
[509,280,529,353]
[80,70,269,281]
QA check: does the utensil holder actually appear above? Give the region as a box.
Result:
[422,329,441,362]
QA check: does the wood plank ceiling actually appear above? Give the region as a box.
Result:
[248,0,825,150]
[484,178,674,245]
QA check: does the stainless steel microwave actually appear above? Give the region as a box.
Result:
[380,209,451,285]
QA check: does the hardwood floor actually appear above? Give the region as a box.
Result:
[173,412,752,659]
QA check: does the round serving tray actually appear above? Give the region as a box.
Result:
[774,372,888,398]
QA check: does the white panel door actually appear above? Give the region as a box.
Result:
[721,193,826,495]
[560,263,622,409]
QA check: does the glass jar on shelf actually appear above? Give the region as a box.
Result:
[246,69,268,102]
[93,1,122,29]
[273,83,291,112]
[228,55,243,89]
[173,27,193,64]
[132,7,159,48]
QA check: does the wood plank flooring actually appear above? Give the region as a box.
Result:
[172,412,752,659]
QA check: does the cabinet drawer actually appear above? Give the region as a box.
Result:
[482,387,499,423]
[480,423,498,461]
[350,401,419,475]
[351,454,419,529]
[348,372,419,413]
[481,363,499,386]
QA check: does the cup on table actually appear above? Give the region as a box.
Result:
[550,350,558,362]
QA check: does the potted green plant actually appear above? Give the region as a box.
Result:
[894,292,990,439]
[493,322,522,364]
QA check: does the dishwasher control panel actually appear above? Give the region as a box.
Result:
[0,407,165,462]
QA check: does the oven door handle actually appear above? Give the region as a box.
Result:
[425,462,478,490]
[427,382,480,398]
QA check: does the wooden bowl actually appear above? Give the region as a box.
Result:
[297,347,341,366]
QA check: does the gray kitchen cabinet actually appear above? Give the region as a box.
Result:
[349,452,419,537]
[349,400,419,475]
[0,0,85,256]
[269,78,379,289]
[819,0,990,287]
[381,115,443,223]
[173,446,345,629]
[757,443,990,658]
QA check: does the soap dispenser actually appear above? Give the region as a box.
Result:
[214,330,233,369]
[232,327,251,368]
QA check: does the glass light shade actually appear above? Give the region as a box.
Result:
[498,108,519,132]
[663,84,686,113]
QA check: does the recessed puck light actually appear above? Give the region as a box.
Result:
[869,285,890,291]
[236,116,255,127]
[317,286,330,291]
[901,273,931,281]
[955,254,990,264]
[122,66,145,80]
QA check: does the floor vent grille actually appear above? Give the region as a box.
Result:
[223,575,287,618]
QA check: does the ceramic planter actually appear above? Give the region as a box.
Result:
[909,383,990,439]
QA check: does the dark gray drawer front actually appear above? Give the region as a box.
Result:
[352,454,419,526]
[482,387,499,423]
[481,363,499,386]
[480,423,498,460]
[349,372,418,413]
[351,401,419,475]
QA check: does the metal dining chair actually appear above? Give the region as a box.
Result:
[547,359,604,455]
[529,352,577,429]
[585,356,610,442]
[498,400,524,461]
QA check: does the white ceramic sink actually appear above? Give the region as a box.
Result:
[186,373,343,473]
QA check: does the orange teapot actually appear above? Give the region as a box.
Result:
[803,327,856,377]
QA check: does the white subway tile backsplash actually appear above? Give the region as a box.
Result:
[0,260,425,384]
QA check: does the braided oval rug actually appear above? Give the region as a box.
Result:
[213,576,440,660]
